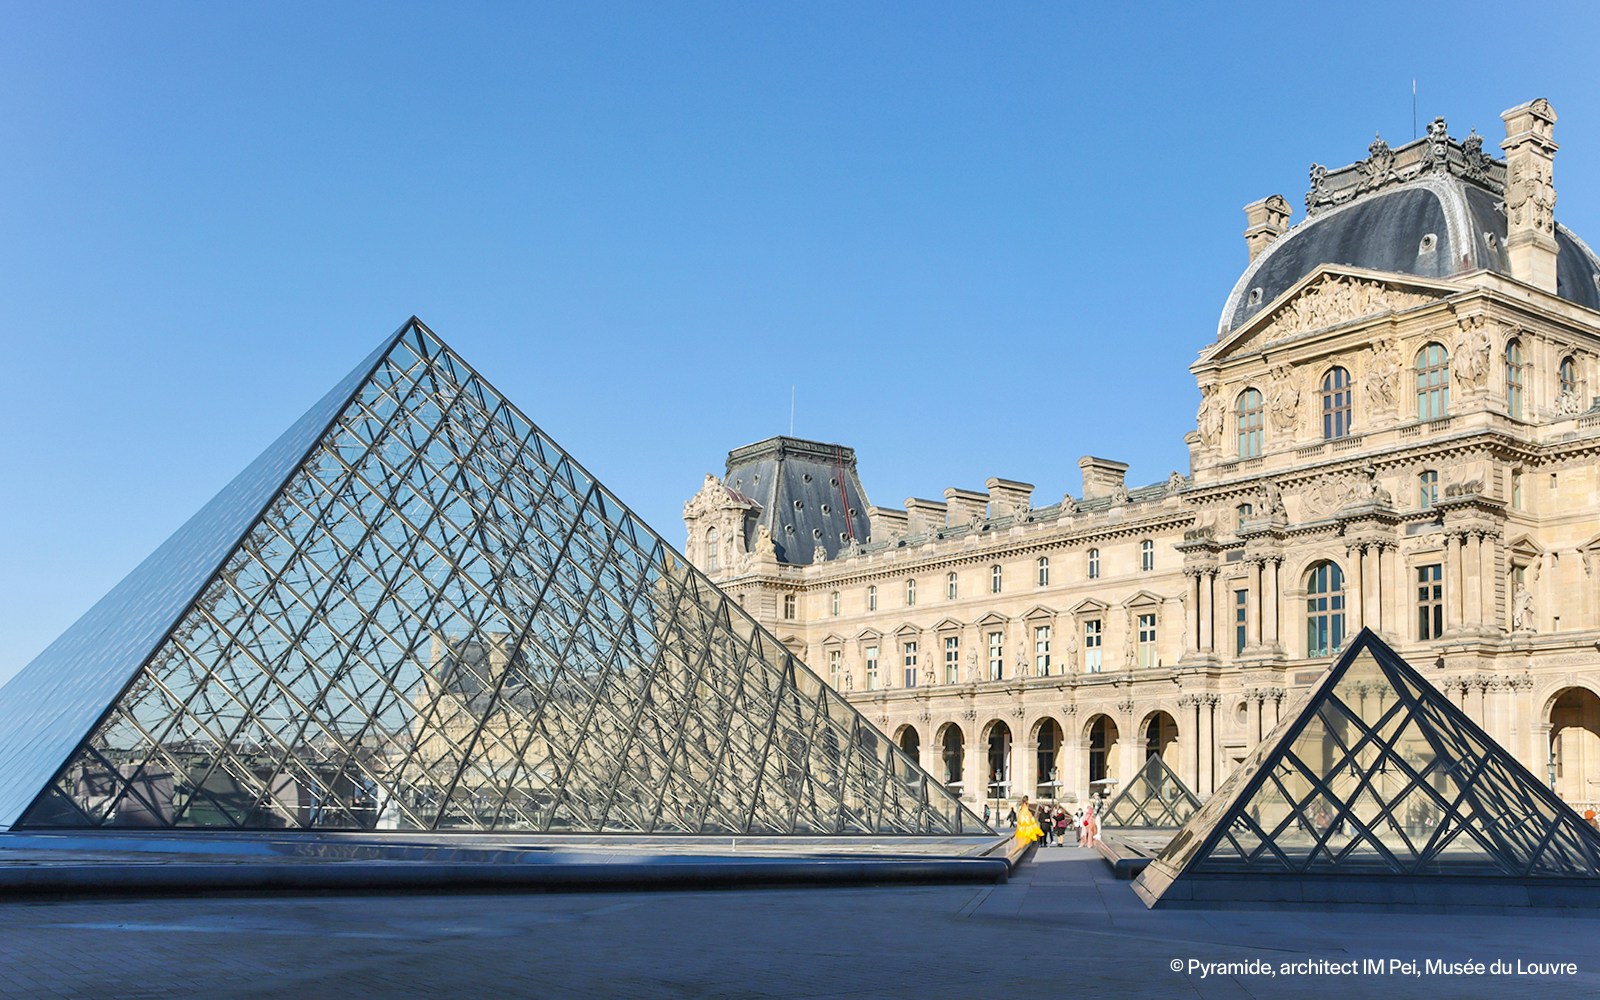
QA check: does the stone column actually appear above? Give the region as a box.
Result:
[1118,701,1139,792]
[1198,571,1215,653]
[1363,543,1382,631]
[1346,545,1365,631]
[1202,695,1219,795]
[1464,532,1484,632]
[1017,725,1038,802]
[1263,557,1282,649]
[1179,695,1201,794]
[1185,570,1202,654]
[963,719,987,809]
[1245,561,1263,649]
[1444,533,1463,635]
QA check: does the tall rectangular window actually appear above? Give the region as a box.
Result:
[1037,557,1050,587]
[990,565,1003,594]
[830,591,840,616]
[865,645,878,691]
[1418,470,1439,510]
[1322,366,1352,439]
[1087,548,1099,579]
[1416,343,1450,420]
[1033,625,1051,677]
[1416,564,1444,640]
[1140,539,1154,572]
[1083,619,1102,673]
[987,631,1004,681]
[828,649,842,688]
[903,641,918,688]
[1137,613,1158,668]
[783,593,796,620]
[1234,589,1248,655]
[946,572,958,600]
[944,635,960,684]
[1237,388,1264,457]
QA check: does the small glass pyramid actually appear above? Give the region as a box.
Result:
[1136,629,1600,905]
[0,320,985,836]
[1100,754,1200,830]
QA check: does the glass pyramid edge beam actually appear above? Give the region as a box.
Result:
[0,320,417,829]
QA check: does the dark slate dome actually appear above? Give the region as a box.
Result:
[1220,126,1600,338]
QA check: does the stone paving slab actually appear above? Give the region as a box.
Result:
[0,845,1594,998]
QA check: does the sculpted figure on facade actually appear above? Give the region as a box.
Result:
[1454,318,1494,390]
[1267,366,1300,433]
[1167,470,1185,496]
[1196,383,1224,449]
[1365,338,1401,414]
[1513,586,1535,631]
[1506,158,1557,236]
[1058,493,1078,516]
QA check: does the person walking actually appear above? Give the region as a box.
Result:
[1014,796,1043,845]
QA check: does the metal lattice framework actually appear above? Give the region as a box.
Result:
[4,320,984,836]
[1147,629,1600,888]
[1100,754,1199,830]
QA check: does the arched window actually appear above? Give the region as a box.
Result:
[1415,343,1450,420]
[1305,561,1346,658]
[705,527,720,572]
[1561,355,1580,404]
[1321,366,1352,439]
[905,578,916,606]
[1418,469,1439,510]
[1087,548,1100,580]
[946,571,958,600]
[1236,503,1254,531]
[1036,556,1050,587]
[1140,539,1155,572]
[1237,388,1264,457]
[991,565,1003,594]
[1505,339,1526,419]
[866,585,877,611]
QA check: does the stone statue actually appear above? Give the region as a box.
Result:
[1557,389,1583,416]
[1454,321,1494,391]
[1513,586,1535,631]
[1197,384,1224,448]
[1366,339,1401,412]
[1361,465,1391,503]
[1260,481,1285,517]
[843,670,854,691]
[1167,471,1185,495]
[967,651,980,684]
[1059,493,1078,516]
[1267,366,1300,433]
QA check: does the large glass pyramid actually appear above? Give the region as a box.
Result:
[1136,629,1600,905]
[0,320,984,836]
[1100,754,1199,830]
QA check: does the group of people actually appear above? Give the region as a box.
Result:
[994,797,1101,848]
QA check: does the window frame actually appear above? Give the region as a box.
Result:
[1321,366,1353,439]
[1415,342,1451,420]
[1237,387,1264,457]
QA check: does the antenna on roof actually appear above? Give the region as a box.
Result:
[1412,79,1417,140]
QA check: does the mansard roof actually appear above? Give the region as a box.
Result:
[1219,122,1600,339]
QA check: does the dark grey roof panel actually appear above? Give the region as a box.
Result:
[724,437,872,565]
[1228,188,1454,333]
[1556,227,1600,312]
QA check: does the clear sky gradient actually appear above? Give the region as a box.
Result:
[4,2,1599,684]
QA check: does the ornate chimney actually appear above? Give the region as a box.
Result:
[1078,456,1129,501]
[1500,98,1559,293]
[1243,194,1291,261]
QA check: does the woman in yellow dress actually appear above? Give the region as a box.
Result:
[1014,795,1043,844]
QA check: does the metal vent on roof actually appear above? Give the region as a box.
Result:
[1247,287,1263,306]
[792,499,803,510]
[1418,233,1437,253]
[1484,232,1499,250]
[820,503,831,515]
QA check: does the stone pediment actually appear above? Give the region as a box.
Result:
[1206,266,1453,362]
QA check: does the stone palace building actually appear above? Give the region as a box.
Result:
[683,99,1600,814]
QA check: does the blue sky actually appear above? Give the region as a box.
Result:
[3,2,1599,684]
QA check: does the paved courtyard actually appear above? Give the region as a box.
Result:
[0,846,1595,999]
